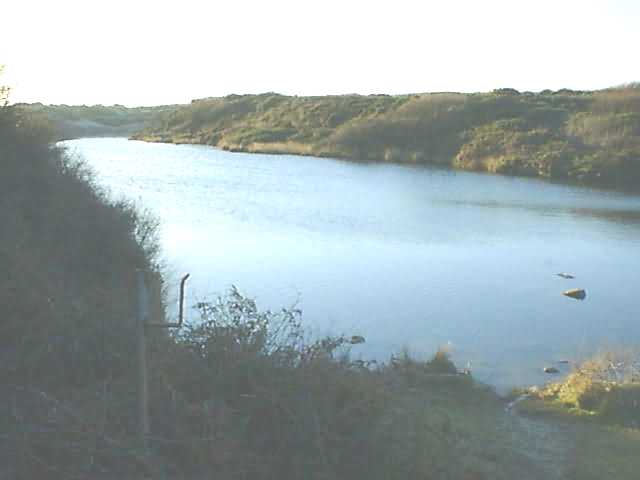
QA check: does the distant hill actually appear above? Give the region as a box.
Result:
[132,87,640,188]
[16,103,175,140]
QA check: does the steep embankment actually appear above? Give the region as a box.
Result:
[17,102,175,140]
[132,87,640,189]
[1,102,169,378]
[0,98,166,473]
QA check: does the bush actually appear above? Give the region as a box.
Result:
[152,287,387,477]
[145,287,469,479]
[425,349,459,374]
[532,349,640,427]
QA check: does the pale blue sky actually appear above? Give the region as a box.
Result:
[1,0,638,106]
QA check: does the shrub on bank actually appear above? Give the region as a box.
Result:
[527,350,640,427]
[149,287,467,479]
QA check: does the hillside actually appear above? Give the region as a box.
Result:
[17,102,175,140]
[132,86,640,188]
[0,87,167,475]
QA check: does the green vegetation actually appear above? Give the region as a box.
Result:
[1,94,163,389]
[1,73,165,475]
[151,289,515,479]
[133,86,640,189]
[16,102,175,140]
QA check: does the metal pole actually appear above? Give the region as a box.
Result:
[135,270,189,450]
[136,270,150,450]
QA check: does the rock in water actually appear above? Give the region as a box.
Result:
[544,367,560,374]
[349,335,366,345]
[556,273,575,279]
[563,288,586,300]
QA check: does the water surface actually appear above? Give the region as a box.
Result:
[63,138,640,391]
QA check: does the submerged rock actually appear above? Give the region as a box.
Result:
[563,288,586,300]
[556,273,575,279]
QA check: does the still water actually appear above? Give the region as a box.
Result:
[63,137,640,391]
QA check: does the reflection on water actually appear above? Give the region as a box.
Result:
[63,138,640,392]
[443,199,640,225]
[568,207,640,224]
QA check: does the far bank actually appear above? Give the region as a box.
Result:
[131,87,640,190]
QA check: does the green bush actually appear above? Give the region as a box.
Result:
[144,287,471,479]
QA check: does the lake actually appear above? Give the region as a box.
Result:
[62,137,640,392]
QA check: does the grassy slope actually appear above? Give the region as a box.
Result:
[132,87,640,189]
[0,101,167,475]
[17,102,176,140]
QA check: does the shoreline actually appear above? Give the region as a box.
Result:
[130,134,640,194]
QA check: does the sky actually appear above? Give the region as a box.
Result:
[1,0,639,106]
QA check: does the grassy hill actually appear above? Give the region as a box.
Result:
[132,86,640,189]
[17,102,175,140]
